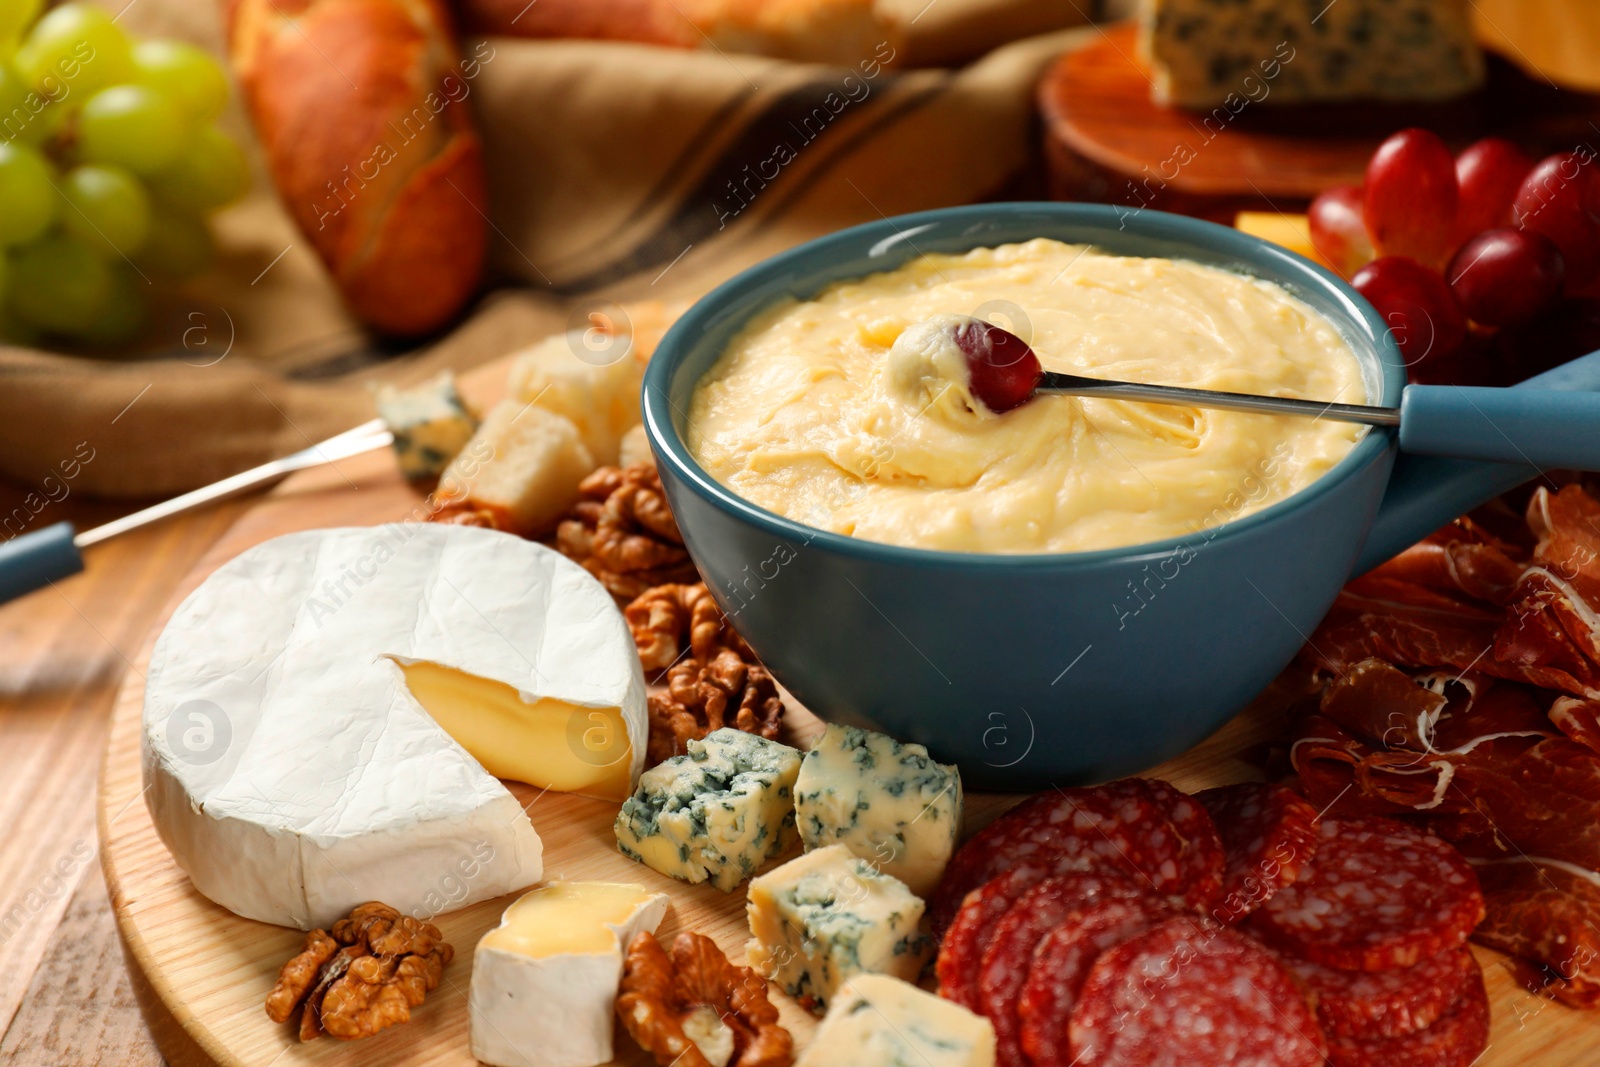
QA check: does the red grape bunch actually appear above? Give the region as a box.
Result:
[1309,127,1600,381]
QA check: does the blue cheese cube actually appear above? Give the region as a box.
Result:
[796,974,996,1067]
[795,723,963,897]
[614,728,800,892]
[1141,0,1483,109]
[745,844,933,1011]
[375,371,479,480]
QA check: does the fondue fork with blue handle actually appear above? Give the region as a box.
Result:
[948,315,1600,471]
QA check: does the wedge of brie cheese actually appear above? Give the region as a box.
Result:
[142,524,647,928]
[470,881,669,1067]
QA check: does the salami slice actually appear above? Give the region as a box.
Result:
[937,868,1048,1011]
[931,778,1225,930]
[1250,816,1485,972]
[1150,779,1227,911]
[1286,947,1477,1040]
[1195,782,1320,924]
[1017,896,1177,1066]
[1325,957,1488,1067]
[976,872,1154,1067]
[1068,916,1327,1066]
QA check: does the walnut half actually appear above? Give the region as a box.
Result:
[556,464,700,602]
[617,931,793,1067]
[625,582,752,673]
[264,902,454,1041]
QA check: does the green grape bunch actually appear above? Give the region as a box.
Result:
[0,0,248,347]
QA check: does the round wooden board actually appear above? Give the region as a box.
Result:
[97,364,1600,1066]
[1038,22,1600,211]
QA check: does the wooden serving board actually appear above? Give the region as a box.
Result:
[98,362,1600,1066]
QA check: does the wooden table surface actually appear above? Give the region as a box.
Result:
[0,481,253,1066]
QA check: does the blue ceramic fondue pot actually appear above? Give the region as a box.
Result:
[643,203,1600,790]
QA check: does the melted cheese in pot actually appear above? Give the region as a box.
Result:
[687,239,1369,554]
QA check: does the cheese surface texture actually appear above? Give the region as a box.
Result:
[470,881,669,1067]
[375,370,478,480]
[687,240,1367,554]
[796,974,996,1067]
[1141,0,1483,108]
[142,524,647,929]
[615,728,801,891]
[398,662,636,802]
[745,843,933,1010]
[795,723,963,896]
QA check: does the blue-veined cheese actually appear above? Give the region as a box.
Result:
[796,974,996,1067]
[745,844,933,1011]
[1140,0,1483,109]
[614,728,801,892]
[795,723,963,897]
[375,370,479,480]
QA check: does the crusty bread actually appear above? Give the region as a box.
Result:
[460,0,902,67]
[226,0,488,336]
[436,401,596,537]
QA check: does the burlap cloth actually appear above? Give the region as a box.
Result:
[0,0,1099,498]
[1,0,1591,498]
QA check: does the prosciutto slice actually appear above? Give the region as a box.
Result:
[1289,486,1600,1009]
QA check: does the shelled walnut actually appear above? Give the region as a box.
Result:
[264,902,453,1041]
[625,581,753,673]
[649,649,785,766]
[556,464,700,601]
[618,931,792,1067]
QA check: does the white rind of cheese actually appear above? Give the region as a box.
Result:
[745,844,933,1011]
[470,881,668,1067]
[795,723,963,897]
[796,974,996,1067]
[615,728,802,892]
[142,524,647,929]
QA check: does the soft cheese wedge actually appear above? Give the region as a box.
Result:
[142,525,647,928]
[796,974,996,1067]
[470,881,669,1067]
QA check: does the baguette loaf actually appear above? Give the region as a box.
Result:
[226,0,488,335]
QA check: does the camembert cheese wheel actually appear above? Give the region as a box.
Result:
[142,524,647,928]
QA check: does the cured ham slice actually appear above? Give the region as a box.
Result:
[1308,487,1600,733]
[1471,858,1600,1008]
[1288,659,1600,1007]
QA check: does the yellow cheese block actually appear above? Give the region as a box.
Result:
[481,881,659,957]
[1234,212,1331,271]
[399,661,635,802]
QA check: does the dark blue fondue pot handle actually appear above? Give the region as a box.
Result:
[1357,348,1600,574]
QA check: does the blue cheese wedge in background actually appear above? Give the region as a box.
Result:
[1139,0,1483,108]
[470,881,668,1067]
[375,371,479,481]
[745,843,933,1011]
[614,728,801,891]
[795,723,963,896]
[796,974,996,1067]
